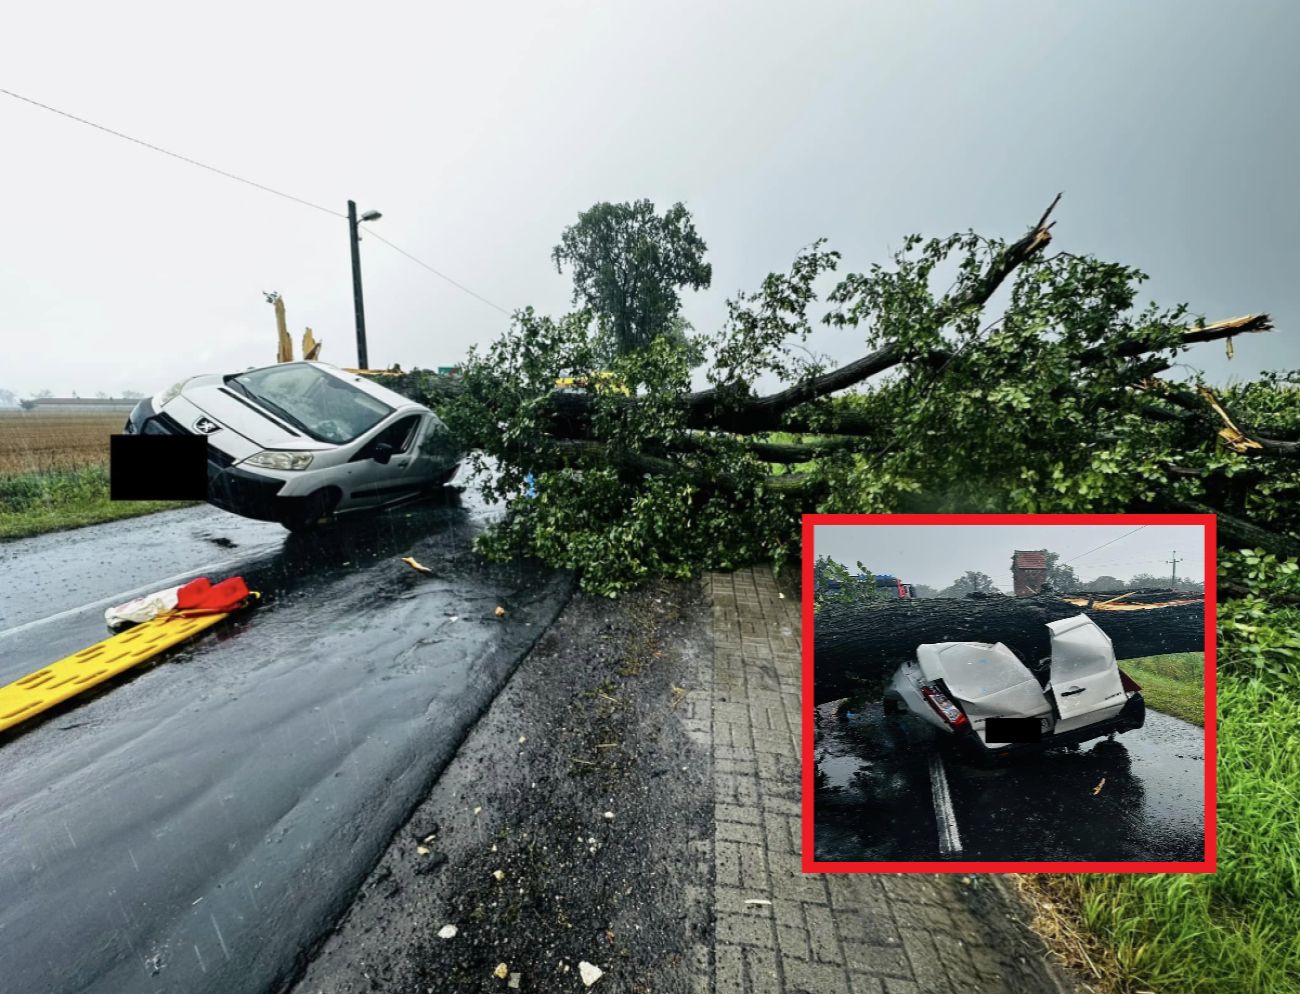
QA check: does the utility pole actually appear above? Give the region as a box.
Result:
[347,200,368,370]
[1167,551,1181,589]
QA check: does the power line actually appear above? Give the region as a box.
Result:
[0,85,345,218]
[1063,525,1148,565]
[360,227,512,316]
[1,85,513,317]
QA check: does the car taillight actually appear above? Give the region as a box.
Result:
[920,684,968,727]
[1119,669,1141,693]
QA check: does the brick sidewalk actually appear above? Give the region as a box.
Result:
[705,567,1077,994]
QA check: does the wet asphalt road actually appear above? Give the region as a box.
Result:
[814,701,1206,863]
[0,495,572,994]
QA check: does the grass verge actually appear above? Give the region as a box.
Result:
[1117,651,1205,726]
[1018,674,1300,994]
[0,465,197,541]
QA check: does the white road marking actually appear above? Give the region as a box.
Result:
[928,752,963,856]
[0,551,259,641]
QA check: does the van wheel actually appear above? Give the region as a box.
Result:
[279,489,335,532]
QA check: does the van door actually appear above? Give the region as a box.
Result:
[1047,615,1127,721]
[348,414,425,506]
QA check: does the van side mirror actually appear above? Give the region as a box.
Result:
[371,442,395,464]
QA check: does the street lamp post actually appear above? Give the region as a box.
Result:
[347,200,382,369]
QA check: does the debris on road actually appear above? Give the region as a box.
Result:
[1093,777,1107,795]
[508,972,521,989]
[437,924,458,939]
[104,584,182,629]
[495,605,507,618]
[579,961,604,986]
[2,579,260,735]
[744,899,771,907]
[493,869,505,881]
[402,556,434,574]
[413,851,448,875]
[494,962,509,979]
[411,821,440,842]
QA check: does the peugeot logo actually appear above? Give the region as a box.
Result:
[193,417,223,435]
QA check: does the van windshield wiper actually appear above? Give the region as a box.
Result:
[224,377,320,439]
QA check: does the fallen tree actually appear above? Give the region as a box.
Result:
[813,590,1206,705]
[387,197,1299,595]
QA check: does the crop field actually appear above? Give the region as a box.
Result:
[0,410,126,474]
[0,410,196,539]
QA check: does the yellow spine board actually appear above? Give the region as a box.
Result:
[0,594,259,734]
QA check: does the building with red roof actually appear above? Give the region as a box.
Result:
[1011,549,1049,597]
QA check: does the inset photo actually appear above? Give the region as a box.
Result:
[802,514,1216,872]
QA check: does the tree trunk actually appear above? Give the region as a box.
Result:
[813,591,1205,705]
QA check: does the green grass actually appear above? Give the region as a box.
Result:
[1038,675,1300,994]
[0,465,196,540]
[1117,651,1205,726]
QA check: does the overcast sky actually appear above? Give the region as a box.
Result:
[814,522,1208,592]
[2,1,1296,398]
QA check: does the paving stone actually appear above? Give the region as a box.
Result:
[841,940,915,980]
[745,945,783,994]
[782,956,850,994]
[716,942,744,994]
[849,975,887,994]
[718,912,776,949]
[776,924,812,961]
[717,801,762,825]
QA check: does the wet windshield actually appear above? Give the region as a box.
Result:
[228,365,393,444]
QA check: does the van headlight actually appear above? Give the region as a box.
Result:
[155,380,188,408]
[244,450,314,471]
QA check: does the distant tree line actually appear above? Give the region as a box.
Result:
[3,387,146,410]
[929,549,1205,598]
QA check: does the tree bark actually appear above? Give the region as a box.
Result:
[812,592,1205,705]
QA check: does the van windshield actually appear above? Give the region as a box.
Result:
[227,366,393,444]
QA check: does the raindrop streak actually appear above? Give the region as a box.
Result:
[193,944,206,973]
[211,914,230,960]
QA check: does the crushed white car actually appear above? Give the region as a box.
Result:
[882,614,1145,757]
[125,361,461,531]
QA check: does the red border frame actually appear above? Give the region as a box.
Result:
[800,513,1217,874]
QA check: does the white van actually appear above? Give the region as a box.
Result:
[882,615,1146,757]
[124,361,461,531]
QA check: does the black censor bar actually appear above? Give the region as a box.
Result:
[110,435,208,501]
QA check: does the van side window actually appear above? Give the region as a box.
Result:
[373,415,420,453]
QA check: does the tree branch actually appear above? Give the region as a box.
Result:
[540,439,824,496]
[1076,313,1273,365]
[683,197,1064,429]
